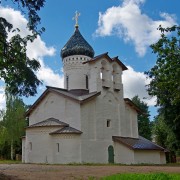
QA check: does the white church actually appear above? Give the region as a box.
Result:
[22,14,166,164]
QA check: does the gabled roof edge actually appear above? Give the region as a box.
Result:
[124,98,144,114]
[83,52,128,71]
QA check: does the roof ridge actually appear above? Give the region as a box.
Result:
[28,118,69,128]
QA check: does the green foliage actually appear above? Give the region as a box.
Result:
[146,25,180,151]
[0,93,27,159]
[153,114,177,152]
[0,0,46,33]
[96,173,180,180]
[0,0,45,97]
[147,25,180,106]
[131,95,152,140]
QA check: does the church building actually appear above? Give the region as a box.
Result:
[22,13,166,164]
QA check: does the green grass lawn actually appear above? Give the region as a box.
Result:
[0,160,21,164]
[90,173,180,180]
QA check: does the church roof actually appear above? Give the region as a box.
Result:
[83,52,128,71]
[27,118,68,128]
[49,126,82,135]
[61,27,94,59]
[25,86,100,116]
[112,136,165,151]
[50,87,100,102]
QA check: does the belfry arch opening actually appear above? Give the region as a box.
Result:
[100,60,108,80]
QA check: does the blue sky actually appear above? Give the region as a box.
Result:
[0,0,179,119]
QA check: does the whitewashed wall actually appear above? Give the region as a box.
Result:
[25,127,55,163]
[114,141,134,164]
[134,150,165,164]
[29,92,81,130]
[52,134,81,164]
[22,137,25,163]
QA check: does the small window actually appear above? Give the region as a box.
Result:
[111,74,114,81]
[57,143,59,152]
[66,76,69,90]
[29,142,32,151]
[86,75,89,89]
[100,72,103,79]
[107,120,111,127]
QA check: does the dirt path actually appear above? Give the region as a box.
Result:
[0,164,180,180]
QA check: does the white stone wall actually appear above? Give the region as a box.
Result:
[81,140,113,163]
[29,92,81,130]
[25,128,81,164]
[22,138,25,163]
[25,127,57,163]
[134,150,165,164]
[52,134,81,164]
[80,89,125,163]
[124,103,139,138]
[114,141,134,164]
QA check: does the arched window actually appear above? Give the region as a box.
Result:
[86,75,89,89]
[100,60,107,80]
[66,76,69,90]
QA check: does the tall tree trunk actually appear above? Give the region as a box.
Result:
[11,140,13,160]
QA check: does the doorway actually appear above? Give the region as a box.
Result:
[108,145,114,163]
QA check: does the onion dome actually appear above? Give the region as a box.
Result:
[61,27,95,59]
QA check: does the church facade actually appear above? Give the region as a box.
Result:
[22,22,166,164]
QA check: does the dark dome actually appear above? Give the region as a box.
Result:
[61,27,94,59]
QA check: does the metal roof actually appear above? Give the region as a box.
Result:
[49,126,82,135]
[113,136,165,151]
[83,52,128,71]
[25,87,100,116]
[27,117,68,128]
[61,27,94,59]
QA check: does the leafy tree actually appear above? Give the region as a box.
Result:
[0,0,46,96]
[0,93,27,160]
[146,25,180,151]
[153,114,177,150]
[131,95,152,140]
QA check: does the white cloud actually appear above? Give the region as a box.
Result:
[122,66,156,106]
[0,6,64,108]
[0,6,56,60]
[0,87,5,110]
[37,59,64,88]
[95,0,176,56]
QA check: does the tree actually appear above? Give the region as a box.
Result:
[0,0,46,97]
[0,93,27,160]
[131,95,152,140]
[153,114,177,151]
[146,25,180,151]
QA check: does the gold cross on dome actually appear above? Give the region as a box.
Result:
[73,11,80,27]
